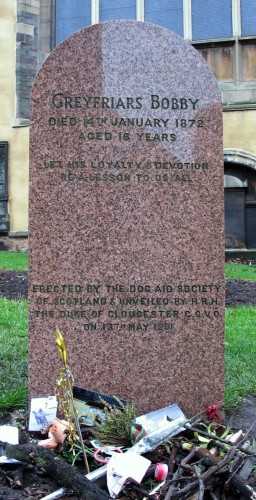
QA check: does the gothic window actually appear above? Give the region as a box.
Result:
[99,0,136,22]
[0,143,9,233]
[56,0,91,45]
[241,0,256,36]
[144,0,183,36]
[191,0,232,40]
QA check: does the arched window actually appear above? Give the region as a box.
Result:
[224,150,256,249]
[0,142,9,233]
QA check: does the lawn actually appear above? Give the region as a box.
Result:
[0,297,28,409]
[0,250,28,270]
[225,306,256,408]
[0,255,255,410]
[0,252,28,410]
[225,262,256,280]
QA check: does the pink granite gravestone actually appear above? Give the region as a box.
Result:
[29,21,224,416]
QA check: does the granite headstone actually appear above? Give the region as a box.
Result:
[29,21,224,416]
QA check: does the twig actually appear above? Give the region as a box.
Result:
[168,445,178,475]
[131,484,156,499]
[237,420,256,446]
[193,464,205,500]
[185,424,256,456]
[167,445,237,499]
[164,449,196,499]
[164,476,191,486]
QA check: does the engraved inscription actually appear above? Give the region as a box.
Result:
[31,282,223,332]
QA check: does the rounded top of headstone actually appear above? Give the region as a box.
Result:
[31,20,220,107]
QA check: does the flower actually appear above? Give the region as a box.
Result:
[205,404,220,420]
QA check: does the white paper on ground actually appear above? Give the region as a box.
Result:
[0,425,20,463]
[107,452,151,498]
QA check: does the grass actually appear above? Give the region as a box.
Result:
[225,305,256,409]
[225,262,256,280]
[0,251,28,270]
[0,254,255,411]
[0,297,28,409]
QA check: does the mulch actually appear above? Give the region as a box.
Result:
[225,278,256,307]
[0,271,27,301]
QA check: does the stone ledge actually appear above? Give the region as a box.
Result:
[0,235,28,252]
[16,22,35,36]
[223,103,256,111]
[8,231,28,237]
[12,118,30,128]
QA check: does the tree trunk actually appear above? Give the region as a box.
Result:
[0,441,110,500]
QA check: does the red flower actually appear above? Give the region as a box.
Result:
[205,404,219,420]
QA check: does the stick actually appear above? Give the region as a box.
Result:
[0,440,109,500]
[193,465,205,500]
[164,449,196,499]
[169,446,252,499]
[185,424,256,456]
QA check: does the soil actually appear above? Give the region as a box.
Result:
[0,268,255,498]
[0,271,28,301]
[225,278,256,307]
